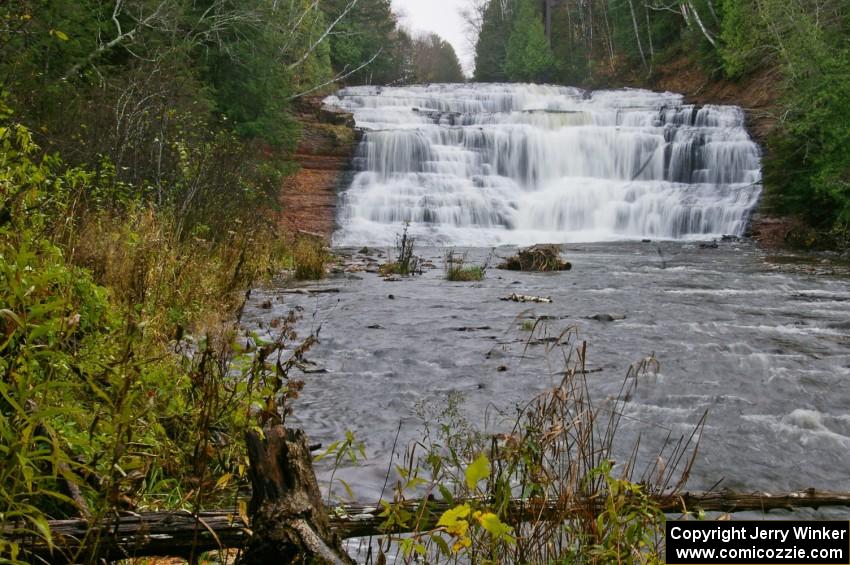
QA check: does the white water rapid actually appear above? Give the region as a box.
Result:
[326,83,762,246]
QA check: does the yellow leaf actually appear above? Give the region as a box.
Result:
[215,473,232,490]
[465,453,490,489]
[238,500,250,525]
[437,503,471,528]
[475,511,513,539]
[50,29,69,41]
[452,536,472,552]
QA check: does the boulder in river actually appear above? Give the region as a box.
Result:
[587,313,627,322]
[497,244,572,272]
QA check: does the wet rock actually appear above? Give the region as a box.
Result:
[296,360,328,374]
[450,326,492,332]
[388,294,395,300]
[587,313,627,322]
[359,246,371,255]
[642,239,652,243]
[260,299,273,309]
[699,240,719,249]
[497,365,508,372]
[367,324,384,329]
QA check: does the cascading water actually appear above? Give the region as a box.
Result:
[326,83,762,246]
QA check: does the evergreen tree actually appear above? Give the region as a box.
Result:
[322,0,408,84]
[504,0,555,82]
[474,0,514,81]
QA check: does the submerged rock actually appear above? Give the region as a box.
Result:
[587,313,627,322]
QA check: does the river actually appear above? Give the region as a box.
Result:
[244,84,850,517]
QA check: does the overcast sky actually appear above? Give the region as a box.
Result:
[391,0,475,76]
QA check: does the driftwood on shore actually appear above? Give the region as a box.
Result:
[13,489,850,562]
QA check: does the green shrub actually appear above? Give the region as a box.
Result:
[446,265,485,281]
[444,250,486,281]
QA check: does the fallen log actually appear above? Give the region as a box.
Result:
[13,489,850,562]
[280,288,341,295]
[501,293,553,303]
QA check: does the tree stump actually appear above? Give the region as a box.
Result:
[239,426,354,564]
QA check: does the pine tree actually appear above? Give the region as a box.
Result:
[504,0,555,82]
[474,0,515,81]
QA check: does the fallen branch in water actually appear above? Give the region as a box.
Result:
[501,293,553,303]
[13,489,850,562]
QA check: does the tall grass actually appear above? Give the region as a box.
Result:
[444,250,487,281]
[292,236,329,280]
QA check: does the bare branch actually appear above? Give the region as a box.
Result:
[287,0,359,71]
[289,47,383,100]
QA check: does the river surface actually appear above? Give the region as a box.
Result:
[242,243,850,513]
[246,84,849,517]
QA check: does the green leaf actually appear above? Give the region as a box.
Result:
[465,453,490,490]
[431,533,452,556]
[437,484,454,504]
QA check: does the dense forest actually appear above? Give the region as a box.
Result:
[471,0,850,246]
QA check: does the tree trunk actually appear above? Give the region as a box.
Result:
[238,426,354,565]
[627,0,649,70]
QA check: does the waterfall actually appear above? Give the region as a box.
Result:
[325,83,762,246]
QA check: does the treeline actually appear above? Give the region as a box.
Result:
[1,0,461,201]
[0,1,462,562]
[472,0,850,245]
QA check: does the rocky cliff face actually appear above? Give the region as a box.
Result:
[280,98,358,241]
